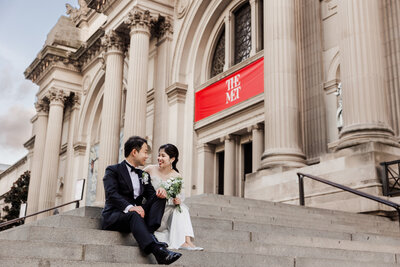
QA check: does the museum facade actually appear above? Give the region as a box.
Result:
[2,0,400,220]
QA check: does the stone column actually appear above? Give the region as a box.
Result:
[250,0,261,56]
[153,19,173,160]
[337,0,397,149]
[196,143,215,194]
[123,8,152,140]
[261,0,306,169]
[249,123,264,172]
[26,100,49,221]
[221,135,236,196]
[37,89,66,218]
[62,94,80,208]
[94,30,125,206]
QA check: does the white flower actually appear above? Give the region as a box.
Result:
[142,172,150,185]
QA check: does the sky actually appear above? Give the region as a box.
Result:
[0,0,79,166]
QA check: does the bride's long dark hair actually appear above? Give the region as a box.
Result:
[159,143,179,173]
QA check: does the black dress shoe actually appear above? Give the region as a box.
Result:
[151,234,168,247]
[153,245,182,265]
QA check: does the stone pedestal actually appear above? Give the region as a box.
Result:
[37,89,65,218]
[123,8,151,141]
[260,0,305,169]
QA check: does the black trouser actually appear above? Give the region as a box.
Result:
[104,195,166,252]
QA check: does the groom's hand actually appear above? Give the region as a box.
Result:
[129,206,145,218]
[156,188,167,199]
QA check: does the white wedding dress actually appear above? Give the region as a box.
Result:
[152,175,195,249]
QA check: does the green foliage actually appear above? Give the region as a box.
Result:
[0,171,30,230]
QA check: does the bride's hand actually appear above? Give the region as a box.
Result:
[173,197,181,205]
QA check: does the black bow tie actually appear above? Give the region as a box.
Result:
[125,161,141,175]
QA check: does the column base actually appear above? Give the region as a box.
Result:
[260,148,306,170]
[337,123,399,151]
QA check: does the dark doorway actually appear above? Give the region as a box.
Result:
[243,142,252,180]
[217,151,225,195]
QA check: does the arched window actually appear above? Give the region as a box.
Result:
[234,2,251,64]
[211,27,225,78]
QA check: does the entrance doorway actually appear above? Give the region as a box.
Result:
[216,151,224,195]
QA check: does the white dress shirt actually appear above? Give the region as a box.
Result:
[123,163,141,213]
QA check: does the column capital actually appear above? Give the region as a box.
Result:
[151,16,173,40]
[220,134,238,143]
[247,123,264,132]
[124,7,152,36]
[35,99,49,114]
[101,30,126,52]
[69,93,81,110]
[196,143,216,153]
[166,82,187,104]
[47,89,67,106]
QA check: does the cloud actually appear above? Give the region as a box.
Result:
[0,105,34,151]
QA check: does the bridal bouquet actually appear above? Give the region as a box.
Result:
[161,177,183,212]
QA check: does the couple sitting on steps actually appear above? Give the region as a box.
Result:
[101,136,202,265]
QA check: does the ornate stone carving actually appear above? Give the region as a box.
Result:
[175,0,189,19]
[47,89,67,104]
[124,8,152,32]
[101,30,125,51]
[66,0,91,25]
[151,16,173,40]
[35,99,49,113]
[334,82,343,130]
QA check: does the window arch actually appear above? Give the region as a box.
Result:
[211,27,225,78]
[208,0,263,80]
[234,2,251,64]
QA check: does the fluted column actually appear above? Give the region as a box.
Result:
[123,8,151,141]
[26,100,49,221]
[337,0,397,149]
[62,94,80,208]
[222,135,236,196]
[261,0,305,169]
[94,30,125,206]
[249,124,264,172]
[37,89,65,218]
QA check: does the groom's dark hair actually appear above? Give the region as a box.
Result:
[124,136,148,157]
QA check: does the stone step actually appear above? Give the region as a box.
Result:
[186,194,395,223]
[189,207,400,237]
[1,223,398,264]
[0,258,164,267]
[0,225,138,246]
[0,239,152,264]
[187,202,398,231]
[179,241,398,264]
[3,219,399,256]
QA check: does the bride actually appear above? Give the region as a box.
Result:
[144,144,203,250]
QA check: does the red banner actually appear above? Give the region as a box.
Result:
[195,57,264,122]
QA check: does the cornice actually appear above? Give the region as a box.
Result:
[24,29,105,85]
[23,136,35,150]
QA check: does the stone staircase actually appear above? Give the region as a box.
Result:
[0,194,399,266]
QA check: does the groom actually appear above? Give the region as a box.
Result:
[101,136,182,265]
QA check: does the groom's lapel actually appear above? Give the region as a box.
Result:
[137,169,145,195]
[119,161,133,192]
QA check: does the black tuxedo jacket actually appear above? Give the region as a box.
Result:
[102,161,156,229]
